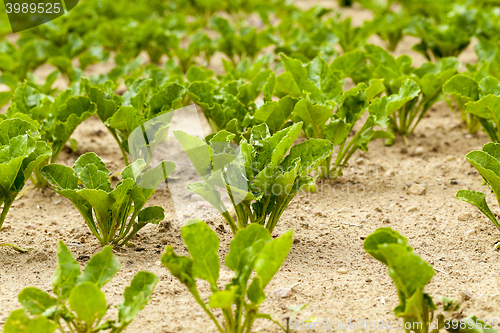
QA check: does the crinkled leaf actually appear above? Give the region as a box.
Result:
[181,219,220,288]
[52,241,80,300]
[76,246,121,288]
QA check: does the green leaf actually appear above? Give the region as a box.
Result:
[253,97,297,133]
[76,246,121,288]
[253,229,293,288]
[225,224,272,272]
[52,241,80,300]
[363,227,409,265]
[281,138,334,176]
[18,288,57,315]
[443,74,479,105]
[73,152,109,176]
[386,79,421,116]
[161,245,196,288]
[173,130,212,180]
[209,288,236,309]
[181,219,220,288]
[4,309,57,333]
[41,164,79,191]
[117,271,158,327]
[456,190,500,231]
[465,150,500,200]
[292,98,331,139]
[68,282,107,327]
[80,164,112,192]
[138,206,164,225]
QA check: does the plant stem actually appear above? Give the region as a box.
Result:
[0,192,16,230]
[0,243,29,253]
[190,287,226,333]
[222,211,238,235]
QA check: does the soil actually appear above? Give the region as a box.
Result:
[1,1,499,333]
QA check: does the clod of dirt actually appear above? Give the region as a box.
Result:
[408,184,425,195]
[382,217,390,224]
[400,148,408,154]
[76,255,90,262]
[25,252,48,264]
[458,212,472,221]
[446,155,455,161]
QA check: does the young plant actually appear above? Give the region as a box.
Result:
[0,118,51,245]
[464,76,500,143]
[443,74,481,134]
[174,122,333,235]
[83,77,185,165]
[41,152,174,246]
[7,83,97,187]
[4,241,158,333]
[364,227,498,333]
[456,143,500,236]
[161,219,293,333]
[273,54,392,177]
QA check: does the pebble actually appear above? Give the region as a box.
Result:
[461,290,473,301]
[274,288,293,298]
[365,278,372,282]
[355,158,365,164]
[414,147,425,155]
[407,206,418,212]
[161,237,169,244]
[408,184,425,195]
[446,155,454,161]
[382,217,390,223]
[465,229,475,236]
[190,194,204,202]
[338,268,348,274]
[458,212,472,221]
[337,208,350,214]
[384,169,395,177]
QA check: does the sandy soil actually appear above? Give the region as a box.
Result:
[1,1,499,333]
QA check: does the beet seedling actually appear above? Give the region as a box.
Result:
[4,241,158,333]
[41,152,174,246]
[162,220,293,333]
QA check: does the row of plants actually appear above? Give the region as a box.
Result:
[3,0,500,332]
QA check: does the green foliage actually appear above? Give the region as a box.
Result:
[275,53,392,177]
[364,227,498,333]
[0,117,51,231]
[161,220,293,333]
[4,241,158,333]
[175,123,333,234]
[443,74,481,134]
[41,152,174,245]
[7,83,96,187]
[456,142,500,233]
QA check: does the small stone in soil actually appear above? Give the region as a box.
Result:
[414,146,424,155]
[365,278,372,282]
[337,208,350,214]
[458,212,472,221]
[446,155,454,161]
[408,184,425,195]
[407,206,418,212]
[382,217,390,223]
[338,268,348,274]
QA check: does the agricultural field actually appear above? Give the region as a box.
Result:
[1,0,500,332]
